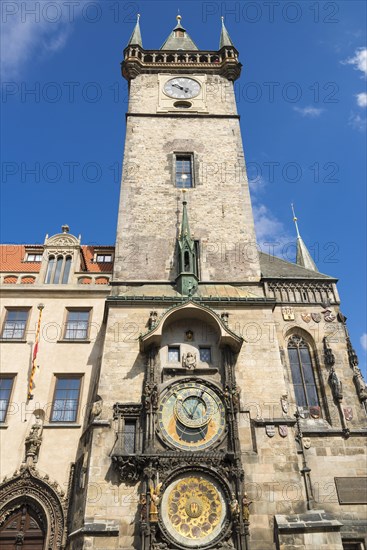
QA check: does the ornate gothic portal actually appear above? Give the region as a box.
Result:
[0,467,67,550]
[112,303,248,549]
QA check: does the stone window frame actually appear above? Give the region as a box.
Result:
[45,254,72,284]
[62,307,92,341]
[0,307,31,341]
[0,374,16,423]
[284,329,330,423]
[170,151,201,189]
[113,403,142,456]
[50,374,83,423]
[199,346,212,363]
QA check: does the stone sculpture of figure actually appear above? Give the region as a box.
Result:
[140,494,147,522]
[329,367,343,401]
[25,422,43,464]
[230,493,240,519]
[242,493,252,522]
[150,482,162,521]
[144,383,158,410]
[182,351,196,370]
[148,311,158,330]
[353,367,367,400]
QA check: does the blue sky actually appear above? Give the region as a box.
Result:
[1,1,366,370]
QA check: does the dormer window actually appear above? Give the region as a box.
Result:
[45,255,72,284]
[25,253,42,262]
[96,254,113,263]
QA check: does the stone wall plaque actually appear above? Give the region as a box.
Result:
[334,477,367,504]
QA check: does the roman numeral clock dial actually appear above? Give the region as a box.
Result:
[158,381,225,451]
[163,77,201,99]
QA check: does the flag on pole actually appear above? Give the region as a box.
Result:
[28,305,44,401]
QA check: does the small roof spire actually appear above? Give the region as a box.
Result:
[219,16,235,49]
[161,15,198,50]
[127,13,142,47]
[291,204,318,272]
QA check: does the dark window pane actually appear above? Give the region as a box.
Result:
[53,257,63,284]
[51,378,81,422]
[200,348,211,362]
[62,257,72,284]
[0,377,13,422]
[124,420,136,453]
[45,256,55,284]
[288,338,320,409]
[176,155,193,188]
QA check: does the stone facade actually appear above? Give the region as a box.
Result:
[0,16,366,550]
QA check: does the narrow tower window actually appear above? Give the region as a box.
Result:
[176,155,193,188]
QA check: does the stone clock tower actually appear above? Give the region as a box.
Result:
[71,15,367,550]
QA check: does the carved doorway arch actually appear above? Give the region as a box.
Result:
[0,503,45,549]
[0,467,67,550]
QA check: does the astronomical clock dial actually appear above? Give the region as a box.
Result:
[160,473,227,548]
[163,77,201,99]
[158,381,225,451]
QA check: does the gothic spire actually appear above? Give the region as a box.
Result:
[292,204,318,272]
[176,192,198,296]
[219,16,235,49]
[161,15,198,50]
[127,13,142,47]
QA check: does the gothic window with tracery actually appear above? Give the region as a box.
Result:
[287,335,319,408]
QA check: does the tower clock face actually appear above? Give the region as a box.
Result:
[158,381,225,451]
[163,77,201,99]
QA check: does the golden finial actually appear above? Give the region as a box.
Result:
[177,14,182,21]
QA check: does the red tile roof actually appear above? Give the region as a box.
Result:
[0,245,114,274]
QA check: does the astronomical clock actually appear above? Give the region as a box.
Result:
[112,304,248,550]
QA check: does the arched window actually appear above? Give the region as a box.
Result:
[45,256,55,284]
[62,256,72,284]
[287,335,319,408]
[45,255,72,284]
[53,256,63,284]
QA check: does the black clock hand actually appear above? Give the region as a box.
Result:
[189,392,204,419]
[172,84,184,90]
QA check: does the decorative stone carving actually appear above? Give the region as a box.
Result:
[149,310,158,330]
[353,367,367,401]
[24,422,43,465]
[282,306,294,321]
[221,312,229,325]
[149,481,162,523]
[0,466,67,550]
[281,395,288,414]
[329,367,343,401]
[182,351,197,370]
[242,493,252,522]
[323,336,335,367]
[144,382,158,410]
[91,396,103,417]
[229,493,240,520]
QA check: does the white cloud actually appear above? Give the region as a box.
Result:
[349,112,367,131]
[293,106,324,118]
[356,92,367,107]
[0,0,90,79]
[343,47,367,77]
[248,176,295,260]
[361,333,367,352]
